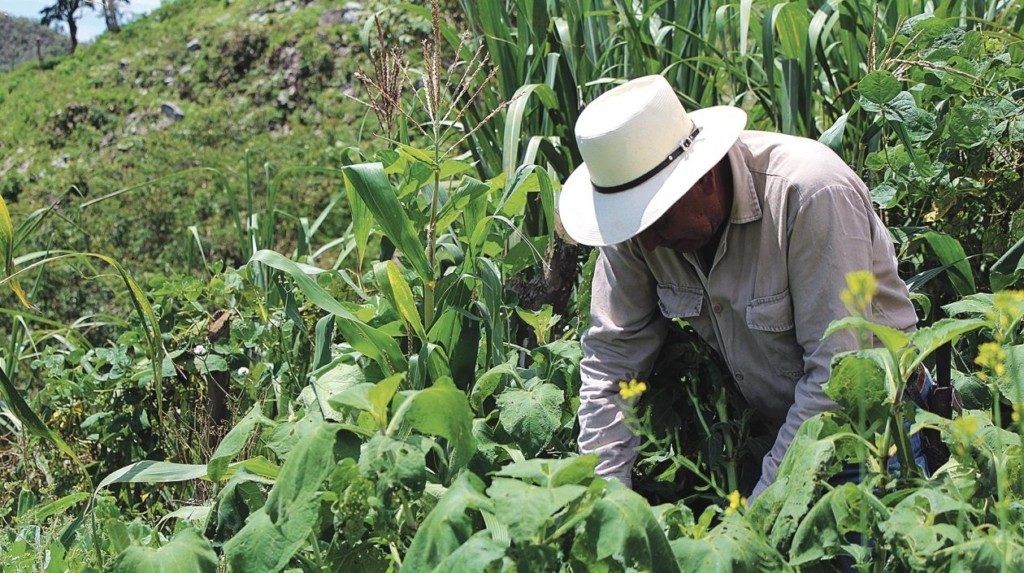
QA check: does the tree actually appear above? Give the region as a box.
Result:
[102,0,128,33]
[40,0,96,54]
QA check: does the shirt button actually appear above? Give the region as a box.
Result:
[734,372,744,381]
[713,303,723,314]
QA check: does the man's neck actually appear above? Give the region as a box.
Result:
[694,161,734,272]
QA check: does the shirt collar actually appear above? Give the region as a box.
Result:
[726,137,762,225]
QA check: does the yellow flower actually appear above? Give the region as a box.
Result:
[725,490,746,514]
[984,37,1005,54]
[987,292,1024,342]
[952,415,980,438]
[975,342,1007,379]
[841,270,878,316]
[618,378,648,400]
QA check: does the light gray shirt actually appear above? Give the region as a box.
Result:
[576,130,918,501]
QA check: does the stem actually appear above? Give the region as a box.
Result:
[992,380,1009,532]
[423,151,441,333]
[890,404,917,478]
[310,530,325,572]
[878,418,892,480]
[714,387,739,493]
[389,542,404,568]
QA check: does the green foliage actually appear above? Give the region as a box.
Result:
[110,528,217,573]
[3,0,1024,571]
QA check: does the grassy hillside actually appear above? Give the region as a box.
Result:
[0,0,421,319]
[0,11,69,71]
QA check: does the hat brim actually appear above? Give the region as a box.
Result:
[558,106,747,247]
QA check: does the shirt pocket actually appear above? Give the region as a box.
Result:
[745,289,805,379]
[656,284,703,319]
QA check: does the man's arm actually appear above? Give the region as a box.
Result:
[750,183,880,500]
[578,240,668,488]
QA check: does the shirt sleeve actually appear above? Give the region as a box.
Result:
[749,184,878,501]
[578,240,668,488]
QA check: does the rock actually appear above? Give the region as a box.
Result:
[161,102,184,121]
[274,0,298,13]
[187,38,201,51]
[179,64,192,75]
[276,88,296,109]
[270,45,304,109]
[319,8,343,26]
[51,154,70,168]
[342,2,363,24]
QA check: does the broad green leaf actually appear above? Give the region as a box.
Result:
[790,484,887,566]
[402,472,494,572]
[434,177,491,236]
[748,415,839,547]
[879,488,970,569]
[209,403,265,482]
[301,361,367,421]
[882,92,936,142]
[921,231,975,295]
[224,422,341,572]
[1000,344,1024,404]
[496,383,564,456]
[251,249,406,374]
[824,316,910,355]
[570,480,681,573]
[0,193,30,307]
[374,260,425,339]
[18,492,90,523]
[942,293,994,317]
[858,70,901,104]
[469,356,519,413]
[486,478,588,542]
[312,314,335,370]
[431,532,506,572]
[991,235,1024,291]
[396,143,435,166]
[909,318,987,360]
[0,366,78,464]
[494,455,598,488]
[388,378,476,474]
[870,181,899,209]
[474,257,506,369]
[515,304,560,345]
[157,505,213,528]
[211,477,266,540]
[359,434,430,494]
[343,171,372,274]
[818,110,850,151]
[502,83,558,176]
[669,513,786,572]
[111,529,217,573]
[951,370,991,410]
[773,2,809,60]
[330,374,403,430]
[937,532,1024,571]
[97,461,209,492]
[824,353,892,423]
[343,163,432,281]
[948,103,992,148]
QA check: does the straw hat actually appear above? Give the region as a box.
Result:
[558,75,747,247]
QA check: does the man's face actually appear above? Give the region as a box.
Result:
[637,160,733,253]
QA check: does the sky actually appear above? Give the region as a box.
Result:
[1,0,164,42]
